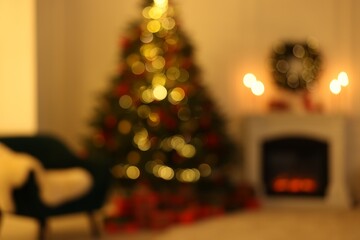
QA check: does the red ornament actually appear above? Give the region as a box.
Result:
[205,133,220,148]
[105,115,117,129]
[149,210,177,229]
[181,58,193,69]
[115,84,130,96]
[268,99,289,111]
[198,205,224,219]
[120,37,131,49]
[111,196,132,217]
[178,206,198,224]
[199,115,211,129]
[120,222,140,233]
[157,109,177,130]
[132,182,159,228]
[104,222,120,234]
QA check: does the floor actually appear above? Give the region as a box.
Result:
[2,207,360,240]
[0,213,154,240]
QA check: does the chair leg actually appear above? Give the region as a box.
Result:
[87,211,101,239]
[38,218,47,240]
[0,209,3,231]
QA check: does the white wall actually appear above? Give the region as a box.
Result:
[0,0,37,135]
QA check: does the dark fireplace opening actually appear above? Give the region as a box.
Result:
[262,136,328,197]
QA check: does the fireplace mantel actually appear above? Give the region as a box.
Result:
[241,113,352,208]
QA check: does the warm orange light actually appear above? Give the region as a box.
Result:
[251,80,265,96]
[272,177,318,193]
[330,79,341,95]
[289,178,303,193]
[338,71,349,87]
[273,177,288,192]
[302,178,318,192]
[243,73,257,88]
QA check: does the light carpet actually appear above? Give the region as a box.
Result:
[155,208,360,240]
[2,208,360,240]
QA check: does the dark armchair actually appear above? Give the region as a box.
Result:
[0,134,112,240]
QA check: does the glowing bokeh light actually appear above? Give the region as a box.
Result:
[148,112,160,126]
[142,6,152,19]
[178,69,189,82]
[141,89,154,103]
[180,144,196,158]
[119,95,133,109]
[251,80,265,96]
[176,168,200,182]
[133,129,149,147]
[126,166,140,179]
[152,73,167,86]
[118,120,132,134]
[149,6,164,19]
[137,139,151,151]
[126,54,140,66]
[141,44,159,61]
[158,166,174,180]
[154,0,168,6]
[170,135,185,150]
[243,73,257,88]
[153,85,167,100]
[166,67,181,80]
[147,20,162,33]
[131,61,145,75]
[199,163,212,177]
[137,105,151,118]
[338,71,349,87]
[151,56,166,70]
[140,32,153,43]
[168,87,185,104]
[162,17,176,30]
[330,79,341,95]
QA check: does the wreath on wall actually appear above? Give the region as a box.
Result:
[270,41,322,91]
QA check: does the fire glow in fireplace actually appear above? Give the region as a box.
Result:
[242,114,352,208]
[262,137,328,197]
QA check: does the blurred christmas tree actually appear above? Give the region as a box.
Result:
[84,0,235,192]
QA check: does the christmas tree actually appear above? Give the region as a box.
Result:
[84,0,234,192]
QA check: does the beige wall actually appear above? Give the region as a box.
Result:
[36,0,360,196]
[37,0,141,150]
[37,0,359,143]
[0,0,37,135]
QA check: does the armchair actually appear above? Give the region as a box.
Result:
[0,134,112,240]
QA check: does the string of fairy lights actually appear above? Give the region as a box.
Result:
[108,0,213,183]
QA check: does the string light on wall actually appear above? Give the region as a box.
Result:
[329,71,350,113]
[329,71,349,95]
[243,73,265,96]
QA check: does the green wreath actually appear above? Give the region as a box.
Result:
[270,41,322,91]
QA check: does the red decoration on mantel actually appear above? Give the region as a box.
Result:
[268,91,323,113]
[268,99,290,111]
[302,92,323,112]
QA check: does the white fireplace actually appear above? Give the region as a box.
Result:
[241,113,352,209]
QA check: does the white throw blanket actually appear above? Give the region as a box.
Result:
[0,143,93,212]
